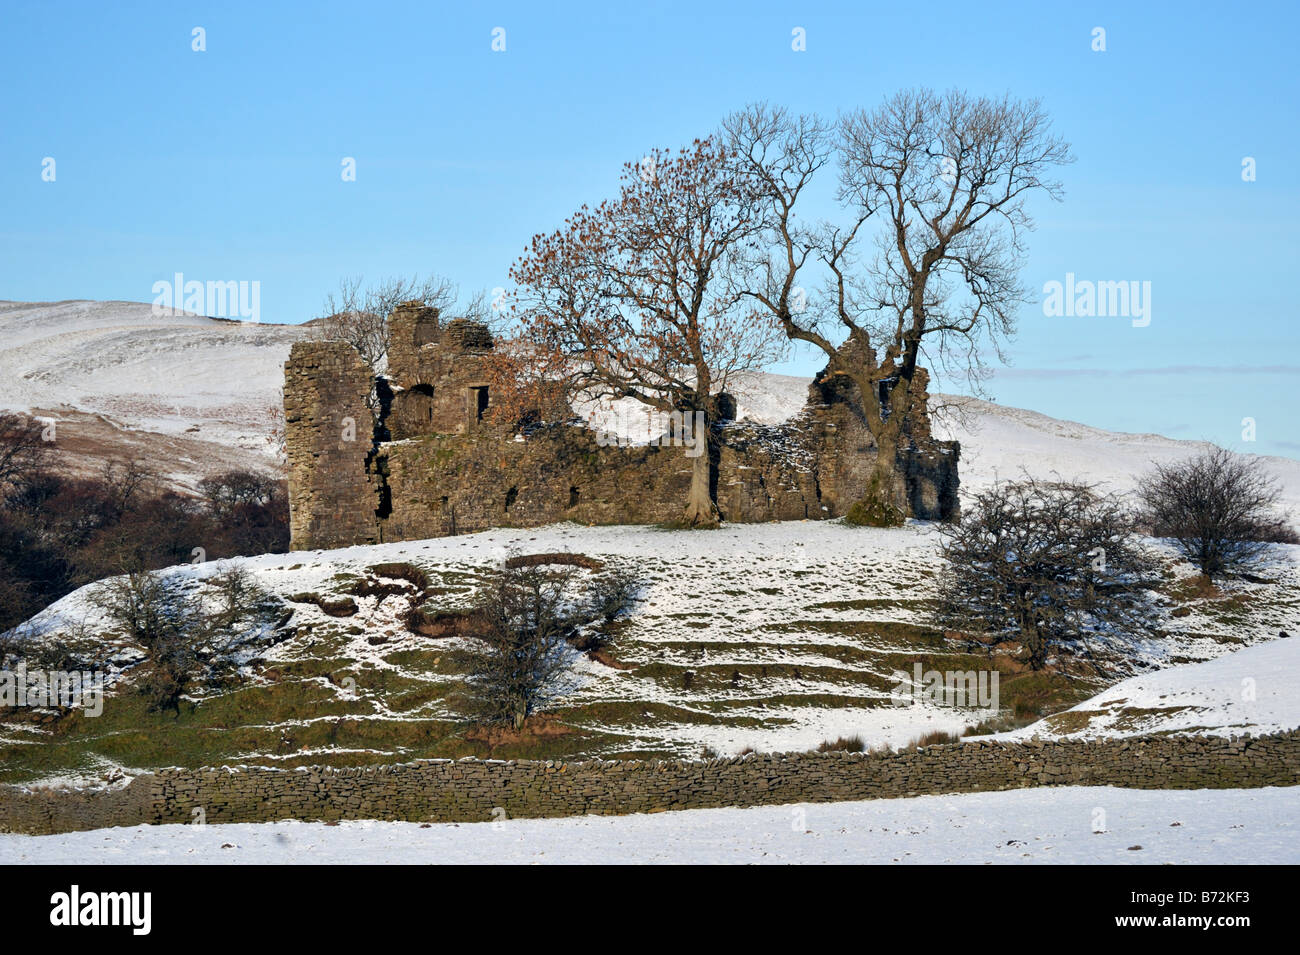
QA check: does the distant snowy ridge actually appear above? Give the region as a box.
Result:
[0,299,307,486]
[2,299,1297,513]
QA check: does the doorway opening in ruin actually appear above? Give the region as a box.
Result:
[569,486,580,508]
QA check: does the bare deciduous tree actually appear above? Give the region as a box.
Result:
[934,477,1154,670]
[507,138,787,526]
[1139,447,1289,580]
[198,469,280,517]
[457,563,579,730]
[0,412,51,489]
[99,459,157,520]
[316,274,459,372]
[728,91,1072,524]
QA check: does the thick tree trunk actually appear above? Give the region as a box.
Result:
[842,368,910,527]
[843,283,928,527]
[846,430,908,526]
[682,436,721,528]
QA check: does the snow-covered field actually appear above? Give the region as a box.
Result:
[2,785,1294,864]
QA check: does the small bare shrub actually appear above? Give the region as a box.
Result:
[95,565,271,713]
[910,730,961,748]
[458,563,579,731]
[934,477,1156,669]
[817,735,866,752]
[587,567,641,624]
[1139,446,1290,580]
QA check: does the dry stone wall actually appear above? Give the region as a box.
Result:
[3,733,1296,835]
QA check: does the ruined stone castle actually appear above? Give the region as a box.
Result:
[284,303,960,550]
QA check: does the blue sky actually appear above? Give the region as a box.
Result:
[2,1,1297,457]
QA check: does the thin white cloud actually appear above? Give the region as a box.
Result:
[992,365,1300,379]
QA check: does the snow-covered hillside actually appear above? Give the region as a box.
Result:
[0,300,307,486]
[2,786,1294,864]
[934,397,1300,516]
[11,519,1298,788]
[5,299,1298,508]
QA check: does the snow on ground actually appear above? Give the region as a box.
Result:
[997,635,1300,740]
[20,521,986,759]
[19,519,1300,772]
[1,785,1294,864]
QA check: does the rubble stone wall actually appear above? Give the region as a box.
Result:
[283,341,378,551]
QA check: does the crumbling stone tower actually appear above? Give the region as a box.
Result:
[383,302,496,440]
[283,341,377,550]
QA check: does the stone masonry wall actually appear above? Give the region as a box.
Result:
[284,341,378,551]
[286,315,961,550]
[3,733,1296,835]
[374,398,957,543]
[378,416,830,540]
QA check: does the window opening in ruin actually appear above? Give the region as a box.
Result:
[469,386,489,423]
[878,377,898,418]
[410,383,434,421]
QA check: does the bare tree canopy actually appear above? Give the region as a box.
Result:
[1139,447,1290,580]
[727,90,1073,523]
[934,477,1154,670]
[316,274,489,372]
[506,138,787,527]
[0,412,51,489]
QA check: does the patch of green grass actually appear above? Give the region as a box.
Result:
[805,597,930,611]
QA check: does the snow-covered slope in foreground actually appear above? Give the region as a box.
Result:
[16,520,1298,779]
[999,636,1300,740]
[1,786,1294,864]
